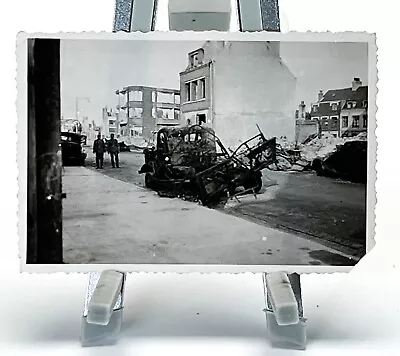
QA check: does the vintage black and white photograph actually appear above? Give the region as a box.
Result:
[19,32,376,272]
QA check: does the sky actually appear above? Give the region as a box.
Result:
[60,39,368,125]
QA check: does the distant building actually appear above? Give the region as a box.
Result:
[295,101,319,144]
[310,78,368,138]
[102,108,119,137]
[115,86,180,143]
[295,101,307,120]
[179,41,297,148]
[61,117,81,133]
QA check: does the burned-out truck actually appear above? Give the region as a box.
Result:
[138,125,277,207]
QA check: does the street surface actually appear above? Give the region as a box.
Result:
[62,167,357,265]
[81,150,367,265]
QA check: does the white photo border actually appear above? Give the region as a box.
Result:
[16,31,377,273]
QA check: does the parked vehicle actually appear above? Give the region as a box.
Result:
[60,132,87,166]
[119,141,130,152]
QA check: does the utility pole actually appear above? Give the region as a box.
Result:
[28,38,63,264]
[76,96,90,122]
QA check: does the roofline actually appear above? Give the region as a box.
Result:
[188,47,205,56]
[328,84,368,90]
[323,85,368,95]
[116,86,180,95]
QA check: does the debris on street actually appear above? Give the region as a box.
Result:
[266,132,368,183]
[137,125,367,206]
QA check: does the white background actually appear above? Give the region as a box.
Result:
[1,0,399,355]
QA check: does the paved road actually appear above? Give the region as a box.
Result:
[84,150,367,263]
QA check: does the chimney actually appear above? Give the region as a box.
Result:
[352,77,362,91]
[318,90,324,102]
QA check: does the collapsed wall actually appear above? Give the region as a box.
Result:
[211,42,297,149]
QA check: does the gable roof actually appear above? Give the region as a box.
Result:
[311,86,368,117]
[322,85,368,103]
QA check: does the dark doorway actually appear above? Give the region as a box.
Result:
[197,114,206,125]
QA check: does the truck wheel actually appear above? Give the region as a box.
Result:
[244,174,262,193]
[145,173,154,189]
[253,175,263,193]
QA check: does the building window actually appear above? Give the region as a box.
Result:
[109,128,116,133]
[130,90,143,102]
[157,92,175,104]
[161,108,175,120]
[191,81,198,100]
[342,116,349,128]
[197,114,206,125]
[347,101,357,109]
[332,103,338,111]
[312,105,318,112]
[311,117,319,121]
[363,115,368,128]
[188,49,204,68]
[129,108,143,118]
[331,116,339,129]
[174,109,180,120]
[199,78,206,99]
[174,94,180,104]
[352,115,360,128]
[185,79,205,102]
[108,119,115,125]
[185,83,191,102]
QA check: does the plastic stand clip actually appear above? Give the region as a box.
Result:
[81,271,126,346]
[82,0,306,350]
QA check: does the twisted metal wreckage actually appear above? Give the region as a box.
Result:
[138,124,283,207]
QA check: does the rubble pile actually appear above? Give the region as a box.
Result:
[299,134,346,162]
[117,136,148,150]
[267,132,368,183]
[312,137,367,183]
[267,137,309,172]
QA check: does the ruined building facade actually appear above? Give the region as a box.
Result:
[179,41,297,148]
[116,86,181,143]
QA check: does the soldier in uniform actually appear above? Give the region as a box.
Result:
[93,134,106,169]
[108,133,120,168]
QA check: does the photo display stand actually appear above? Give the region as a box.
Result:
[81,0,307,350]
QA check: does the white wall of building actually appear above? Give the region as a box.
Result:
[205,42,296,148]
